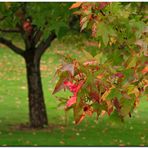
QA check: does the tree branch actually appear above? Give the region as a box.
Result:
[0,37,24,56]
[0,28,20,33]
[0,16,6,22]
[35,31,56,60]
[16,23,31,50]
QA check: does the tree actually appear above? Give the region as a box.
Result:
[0,2,71,128]
[53,2,147,124]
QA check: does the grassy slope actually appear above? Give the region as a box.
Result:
[0,37,148,146]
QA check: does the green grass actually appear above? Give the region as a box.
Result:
[0,38,148,146]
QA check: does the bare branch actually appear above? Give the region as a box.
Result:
[32,29,43,46]
[0,37,24,56]
[0,28,20,33]
[16,23,31,50]
[35,31,56,60]
[0,16,6,22]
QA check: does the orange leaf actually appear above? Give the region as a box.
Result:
[97,74,104,79]
[142,66,148,74]
[100,110,106,117]
[69,2,82,10]
[75,114,85,125]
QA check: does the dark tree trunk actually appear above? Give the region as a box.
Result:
[24,51,48,128]
[0,26,56,128]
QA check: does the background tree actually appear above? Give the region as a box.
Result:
[0,2,72,128]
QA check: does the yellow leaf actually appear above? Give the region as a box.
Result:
[133,87,140,97]
[127,85,140,97]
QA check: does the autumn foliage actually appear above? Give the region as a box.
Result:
[53,2,147,124]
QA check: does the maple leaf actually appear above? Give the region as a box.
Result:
[64,81,77,93]
[66,95,77,108]
[92,23,97,37]
[97,74,104,79]
[83,60,97,66]
[142,66,148,74]
[60,64,75,76]
[113,98,121,112]
[106,100,113,116]
[84,105,93,116]
[64,80,84,94]
[69,2,82,10]
[115,72,124,78]
[97,2,110,10]
[89,91,100,102]
[64,80,85,108]
[75,113,85,125]
[75,105,93,124]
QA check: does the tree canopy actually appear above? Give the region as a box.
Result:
[0,2,73,128]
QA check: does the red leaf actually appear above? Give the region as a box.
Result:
[69,2,82,10]
[64,80,84,94]
[115,72,124,78]
[113,98,121,112]
[98,2,110,10]
[66,95,77,108]
[64,80,85,108]
[89,91,100,102]
[23,21,32,33]
[64,81,77,93]
[84,105,93,116]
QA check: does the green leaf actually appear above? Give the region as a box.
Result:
[126,56,138,69]
[97,22,116,46]
[103,32,109,46]
[109,110,124,126]
[92,102,107,112]
[79,49,94,63]
[52,71,69,94]
[120,98,135,117]
[94,52,107,64]
[107,88,122,100]
[94,52,103,64]
[57,26,69,39]
[73,99,84,124]
[82,49,93,59]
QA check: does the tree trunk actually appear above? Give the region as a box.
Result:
[25,53,48,128]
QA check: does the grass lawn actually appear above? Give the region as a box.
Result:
[0,37,148,146]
